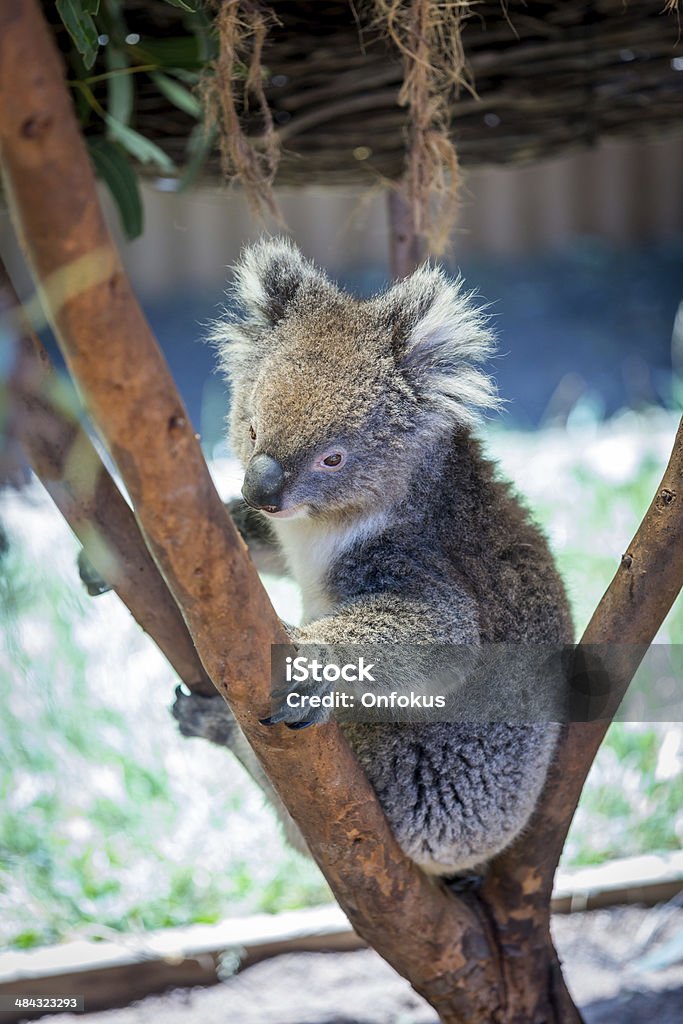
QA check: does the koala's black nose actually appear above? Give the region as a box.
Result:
[242,454,286,512]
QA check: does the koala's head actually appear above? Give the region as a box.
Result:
[213,238,498,523]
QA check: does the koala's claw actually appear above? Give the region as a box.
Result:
[259,714,315,730]
[445,872,484,894]
[261,675,333,728]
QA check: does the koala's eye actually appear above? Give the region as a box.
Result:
[314,449,347,472]
[249,425,256,442]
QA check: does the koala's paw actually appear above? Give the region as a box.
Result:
[260,676,333,731]
[172,687,238,748]
[77,549,112,596]
[444,872,484,895]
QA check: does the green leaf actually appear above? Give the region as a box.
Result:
[131,37,204,70]
[106,48,133,126]
[185,7,215,63]
[149,71,201,119]
[178,123,217,192]
[162,0,197,11]
[162,67,200,86]
[88,139,143,240]
[56,0,101,70]
[104,116,176,175]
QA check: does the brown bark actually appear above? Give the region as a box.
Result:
[387,185,426,278]
[0,259,214,695]
[1,2,682,1022]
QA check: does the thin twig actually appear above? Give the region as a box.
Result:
[387,185,425,278]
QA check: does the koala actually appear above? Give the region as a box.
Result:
[172,237,574,876]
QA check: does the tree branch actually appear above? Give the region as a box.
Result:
[0,258,214,694]
[496,413,683,880]
[541,414,683,864]
[481,414,683,1020]
[0,4,504,1020]
[387,184,425,279]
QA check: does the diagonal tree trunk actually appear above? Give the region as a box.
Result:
[0,260,213,695]
[1,2,682,1021]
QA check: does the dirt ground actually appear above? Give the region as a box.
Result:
[32,905,683,1024]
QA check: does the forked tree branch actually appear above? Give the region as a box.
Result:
[0,4,504,1021]
[2,3,682,1022]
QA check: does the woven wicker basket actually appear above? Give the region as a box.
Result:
[58,0,683,186]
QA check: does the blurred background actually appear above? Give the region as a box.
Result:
[1,126,682,953]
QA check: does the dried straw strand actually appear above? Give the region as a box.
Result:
[203,0,282,219]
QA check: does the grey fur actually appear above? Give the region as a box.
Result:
[176,238,574,875]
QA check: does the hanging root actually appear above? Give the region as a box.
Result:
[371,0,472,255]
[201,0,471,249]
[202,0,281,220]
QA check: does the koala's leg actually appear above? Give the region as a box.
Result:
[344,720,560,876]
[171,687,309,858]
[259,593,561,875]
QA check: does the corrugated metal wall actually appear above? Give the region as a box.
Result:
[2,131,682,300]
[116,131,683,296]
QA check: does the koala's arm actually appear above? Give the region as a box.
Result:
[224,498,289,576]
[262,590,480,727]
[77,498,289,595]
[171,592,446,858]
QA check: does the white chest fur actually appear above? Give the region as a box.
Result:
[271,512,387,624]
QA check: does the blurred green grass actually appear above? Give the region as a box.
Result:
[0,410,681,949]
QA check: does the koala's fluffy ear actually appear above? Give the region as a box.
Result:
[233,237,333,326]
[377,264,500,426]
[212,238,335,377]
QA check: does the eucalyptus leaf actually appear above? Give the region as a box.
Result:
[166,68,200,85]
[162,0,197,11]
[185,6,215,63]
[106,48,133,126]
[149,71,202,119]
[178,123,217,192]
[88,138,144,240]
[56,0,100,70]
[131,37,204,70]
[104,115,176,175]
